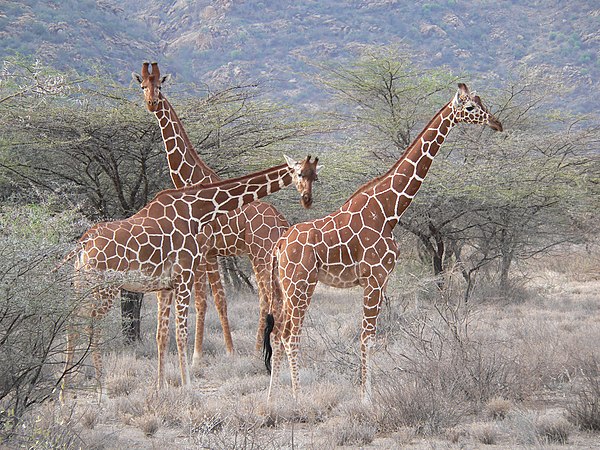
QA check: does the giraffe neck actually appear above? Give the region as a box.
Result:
[358,101,456,226]
[154,94,221,187]
[137,163,293,225]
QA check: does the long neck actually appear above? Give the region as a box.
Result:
[142,163,294,225]
[362,101,456,226]
[155,94,221,187]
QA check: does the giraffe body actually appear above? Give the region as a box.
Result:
[264,84,503,401]
[133,63,314,361]
[62,157,319,399]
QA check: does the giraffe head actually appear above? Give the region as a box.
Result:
[285,155,321,209]
[452,83,503,132]
[132,62,171,112]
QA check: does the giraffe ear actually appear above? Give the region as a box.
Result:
[316,164,323,174]
[160,74,171,84]
[284,154,296,169]
[132,72,143,84]
[452,91,462,108]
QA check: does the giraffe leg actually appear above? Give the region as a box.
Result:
[61,322,79,404]
[359,278,385,403]
[267,322,285,402]
[174,271,194,387]
[280,276,318,400]
[192,269,208,368]
[252,263,271,353]
[62,285,117,403]
[156,290,173,389]
[206,256,234,355]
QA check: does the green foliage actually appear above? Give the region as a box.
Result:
[313,48,599,297]
[0,202,85,439]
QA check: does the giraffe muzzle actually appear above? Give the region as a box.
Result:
[301,193,313,208]
[488,116,503,132]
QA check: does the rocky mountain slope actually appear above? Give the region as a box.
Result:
[1,0,598,110]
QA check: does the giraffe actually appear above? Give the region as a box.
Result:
[132,62,311,364]
[61,155,320,399]
[264,83,503,402]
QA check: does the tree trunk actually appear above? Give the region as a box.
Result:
[121,290,143,343]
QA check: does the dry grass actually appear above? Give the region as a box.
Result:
[485,396,513,420]
[469,421,499,445]
[6,248,600,448]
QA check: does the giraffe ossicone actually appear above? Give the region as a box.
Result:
[61,154,320,400]
[131,62,318,364]
[263,83,503,403]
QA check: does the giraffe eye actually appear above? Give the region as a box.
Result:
[465,105,475,112]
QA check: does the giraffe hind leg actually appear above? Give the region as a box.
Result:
[192,270,208,368]
[206,257,234,355]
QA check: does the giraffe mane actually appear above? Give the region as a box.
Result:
[160,96,210,171]
[141,162,290,208]
[346,100,452,201]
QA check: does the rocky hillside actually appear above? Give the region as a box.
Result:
[1,0,598,110]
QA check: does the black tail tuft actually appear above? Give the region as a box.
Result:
[262,313,275,374]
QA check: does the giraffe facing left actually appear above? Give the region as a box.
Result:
[61,155,320,401]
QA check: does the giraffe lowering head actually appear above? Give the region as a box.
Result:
[452,83,503,131]
[132,62,170,112]
[285,154,320,208]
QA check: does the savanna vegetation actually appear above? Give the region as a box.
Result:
[0,47,598,448]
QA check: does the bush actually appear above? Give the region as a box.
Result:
[567,354,600,431]
[0,202,85,440]
[535,414,572,444]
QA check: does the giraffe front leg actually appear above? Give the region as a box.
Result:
[359,279,385,403]
[192,269,208,368]
[60,322,79,404]
[206,256,234,355]
[174,273,194,387]
[156,290,172,389]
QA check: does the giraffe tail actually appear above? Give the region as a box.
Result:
[263,241,283,374]
[263,313,274,374]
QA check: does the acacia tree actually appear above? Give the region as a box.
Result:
[315,48,598,298]
[1,58,325,341]
[404,71,598,297]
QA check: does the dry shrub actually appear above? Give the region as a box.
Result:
[469,421,498,445]
[485,396,513,420]
[136,413,160,437]
[81,408,99,430]
[328,417,377,446]
[143,387,208,427]
[445,425,467,444]
[504,409,538,445]
[535,414,572,444]
[375,373,468,435]
[326,400,377,446]
[504,409,570,445]
[107,374,139,397]
[111,396,144,424]
[9,403,83,449]
[567,354,600,431]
